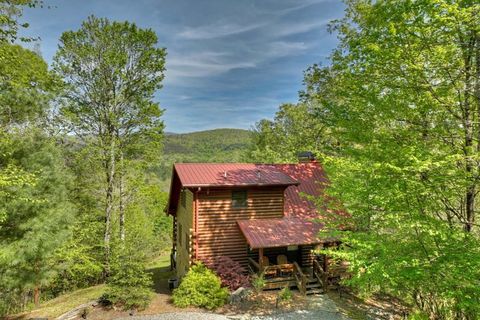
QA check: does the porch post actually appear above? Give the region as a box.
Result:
[258,247,264,270]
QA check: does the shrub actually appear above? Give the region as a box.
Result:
[251,272,265,293]
[203,256,250,291]
[101,248,154,310]
[172,262,229,310]
[278,286,293,301]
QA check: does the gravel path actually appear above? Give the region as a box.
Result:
[117,312,229,320]
[119,295,351,320]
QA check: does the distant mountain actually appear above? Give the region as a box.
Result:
[158,128,253,190]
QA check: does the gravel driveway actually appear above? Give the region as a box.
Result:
[119,309,349,320]
[119,295,351,320]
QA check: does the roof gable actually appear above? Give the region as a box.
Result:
[165,161,328,216]
[174,163,299,187]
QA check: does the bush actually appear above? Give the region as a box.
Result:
[278,286,292,301]
[251,273,265,293]
[101,248,154,310]
[172,262,229,310]
[203,256,250,291]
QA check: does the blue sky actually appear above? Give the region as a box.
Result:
[21,0,345,133]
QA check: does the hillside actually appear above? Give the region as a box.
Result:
[158,128,253,190]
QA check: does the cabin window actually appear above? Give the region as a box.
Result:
[232,190,248,208]
[180,190,186,208]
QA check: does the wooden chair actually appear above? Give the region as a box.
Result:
[276,254,294,277]
[277,254,288,265]
[260,256,278,278]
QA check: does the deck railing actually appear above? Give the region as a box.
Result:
[293,261,307,295]
[248,257,260,273]
[313,259,327,291]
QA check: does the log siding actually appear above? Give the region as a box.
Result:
[175,188,194,278]
[195,187,286,267]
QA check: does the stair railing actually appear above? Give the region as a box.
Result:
[293,262,307,295]
[248,257,261,273]
[313,259,327,292]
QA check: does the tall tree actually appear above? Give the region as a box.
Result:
[0,131,75,310]
[248,103,331,163]
[53,16,166,276]
[305,0,480,318]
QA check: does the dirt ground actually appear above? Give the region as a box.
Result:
[12,258,408,320]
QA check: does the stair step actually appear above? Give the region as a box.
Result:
[306,283,321,288]
[306,289,324,295]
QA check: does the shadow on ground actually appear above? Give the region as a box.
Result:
[148,264,174,294]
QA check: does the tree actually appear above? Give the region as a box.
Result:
[0,43,57,127]
[248,103,331,163]
[0,130,75,312]
[305,0,480,318]
[53,16,166,276]
[0,0,40,43]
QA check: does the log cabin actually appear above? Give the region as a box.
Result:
[166,154,344,294]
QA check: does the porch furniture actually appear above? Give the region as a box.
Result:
[276,254,294,276]
[260,256,279,278]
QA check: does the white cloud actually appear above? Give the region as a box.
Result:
[178,22,266,40]
[166,51,256,80]
[275,19,329,37]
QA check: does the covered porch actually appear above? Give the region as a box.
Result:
[238,217,331,295]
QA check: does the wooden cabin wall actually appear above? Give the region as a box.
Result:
[195,187,285,268]
[301,245,315,268]
[175,188,193,278]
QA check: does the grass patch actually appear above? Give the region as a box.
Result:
[10,256,171,319]
[12,285,106,319]
[147,255,174,293]
[147,254,170,269]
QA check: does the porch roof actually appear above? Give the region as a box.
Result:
[237,217,324,249]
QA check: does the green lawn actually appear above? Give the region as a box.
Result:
[12,255,172,319]
[11,285,106,319]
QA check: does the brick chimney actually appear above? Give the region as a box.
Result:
[297,151,316,163]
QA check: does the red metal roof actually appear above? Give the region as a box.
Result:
[275,162,328,219]
[165,161,348,221]
[173,163,299,187]
[237,217,324,249]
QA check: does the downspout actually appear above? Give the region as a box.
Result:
[194,187,200,260]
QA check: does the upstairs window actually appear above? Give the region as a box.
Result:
[232,190,248,208]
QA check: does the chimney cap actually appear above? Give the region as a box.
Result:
[297,151,316,162]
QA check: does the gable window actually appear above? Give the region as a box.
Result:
[232,190,248,208]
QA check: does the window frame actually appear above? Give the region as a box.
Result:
[231,189,248,208]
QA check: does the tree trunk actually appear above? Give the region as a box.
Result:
[462,38,475,233]
[33,286,40,307]
[119,151,125,241]
[103,136,116,277]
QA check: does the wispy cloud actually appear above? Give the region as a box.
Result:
[21,0,344,132]
[178,21,266,39]
[275,19,330,37]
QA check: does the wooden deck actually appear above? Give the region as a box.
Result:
[248,258,327,295]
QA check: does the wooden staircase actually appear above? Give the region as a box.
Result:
[305,276,323,295]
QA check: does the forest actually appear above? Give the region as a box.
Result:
[1,0,480,319]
